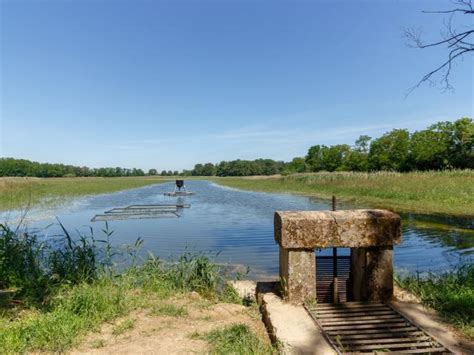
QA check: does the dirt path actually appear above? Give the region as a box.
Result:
[70,293,270,354]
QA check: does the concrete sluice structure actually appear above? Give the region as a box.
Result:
[275,209,401,305]
[268,209,453,354]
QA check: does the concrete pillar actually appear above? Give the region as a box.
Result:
[350,246,393,303]
[350,248,366,301]
[279,246,316,304]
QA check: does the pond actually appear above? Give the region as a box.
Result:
[2,180,473,279]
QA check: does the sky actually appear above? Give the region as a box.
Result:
[1,0,472,171]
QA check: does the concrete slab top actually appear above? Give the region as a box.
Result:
[275,209,401,249]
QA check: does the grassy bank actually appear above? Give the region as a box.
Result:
[0,224,273,353]
[396,264,474,339]
[210,170,474,217]
[0,176,171,211]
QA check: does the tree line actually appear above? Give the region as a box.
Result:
[0,159,149,177]
[187,117,473,176]
[1,117,472,178]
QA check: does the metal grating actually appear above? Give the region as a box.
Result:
[316,255,351,303]
[305,302,451,354]
[91,204,190,222]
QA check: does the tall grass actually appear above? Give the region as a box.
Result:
[396,263,474,339]
[0,221,109,305]
[0,224,236,353]
[211,170,474,216]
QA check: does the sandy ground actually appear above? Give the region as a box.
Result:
[70,292,270,355]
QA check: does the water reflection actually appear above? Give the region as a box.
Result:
[1,180,472,278]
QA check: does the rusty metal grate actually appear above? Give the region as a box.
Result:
[305,302,451,354]
[316,255,351,303]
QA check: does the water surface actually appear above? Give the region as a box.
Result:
[2,180,472,278]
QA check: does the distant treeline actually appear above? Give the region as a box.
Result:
[0,159,149,177]
[187,117,473,176]
[1,117,472,178]
[0,157,183,178]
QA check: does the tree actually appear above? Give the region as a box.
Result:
[429,117,474,168]
[148,169,158,176]
[285,157,308,174]
[192,164,204,176]
[344,135,371,172]
[405,0,473,92]
[200,163,216,176]
[369,129,410,171]
[306,145,324,171]
[306,145,350,172]
[409,129,451,170]
[355,135,371,153]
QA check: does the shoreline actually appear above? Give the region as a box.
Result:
[208,171,474,218]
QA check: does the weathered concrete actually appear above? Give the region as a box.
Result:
[275,209,401,304]
[275,209,401,249]
[257,282,336,355]
[392,286,474,354]
[279,247,316,304]
[351,246,394,302]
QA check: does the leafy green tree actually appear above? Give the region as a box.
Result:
[369,129,410,171]
[192,164,204,176]
[321,144,351,171]
[285,157,308,174]
[344,135,371,171]
[200,163,216,176]
[306,145,350,172]
[148,169,158,176]
[409,129,450,170]
[429,118,474,169]
[355,135,371,153]
[305,145,324,171]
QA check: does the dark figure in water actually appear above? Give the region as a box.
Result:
[176,180,184,191]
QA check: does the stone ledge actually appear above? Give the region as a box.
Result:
[275,209,401,249]
[257,282,336,355]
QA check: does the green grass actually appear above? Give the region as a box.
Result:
[0,280,137,352]
[202,324,274,354]
[0,224,258,353]
[0,259,219,353]
[0,176,171,211]
[210,170,474,217]
[396,264,474,339]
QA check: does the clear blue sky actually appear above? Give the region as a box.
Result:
[1,0,472,171]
